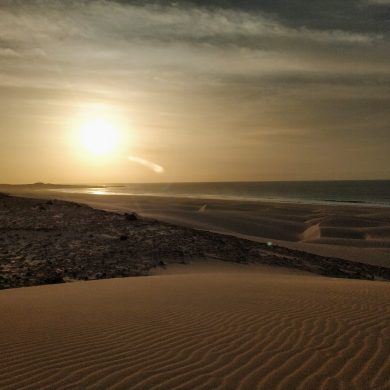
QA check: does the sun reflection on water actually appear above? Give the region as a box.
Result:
[88,188,108,195]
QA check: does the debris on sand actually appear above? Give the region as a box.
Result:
[0,195,389,290]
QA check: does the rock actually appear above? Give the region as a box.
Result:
[43,271,64,285]
[124,212,138,221]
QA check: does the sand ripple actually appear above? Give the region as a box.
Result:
[0,266,389,390]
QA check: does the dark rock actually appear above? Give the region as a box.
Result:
[124,212,138,221]
[43,271,64,285]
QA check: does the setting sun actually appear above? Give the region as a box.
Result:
[79,118,120,156]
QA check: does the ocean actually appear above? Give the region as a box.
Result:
[51,180,390,207]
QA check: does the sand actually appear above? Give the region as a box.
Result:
[7,189,390,268]
[0,262,389,390]
[0,192,389,389]
[1,194,388,289]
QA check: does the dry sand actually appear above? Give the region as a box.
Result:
[1,192,389,389]
[0,262,389,390]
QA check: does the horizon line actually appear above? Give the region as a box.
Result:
[1,178,390,187]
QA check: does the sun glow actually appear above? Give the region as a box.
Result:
[79,118,120,156]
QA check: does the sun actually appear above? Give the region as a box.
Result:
[79,118,120,156]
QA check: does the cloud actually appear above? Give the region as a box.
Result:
[367,0,390,4]
[0,0,389,182]
[0,1,387,86]
[0,48,21,57]
[2,1,382,46]
[113,0,390,34]
[1,0,387,90]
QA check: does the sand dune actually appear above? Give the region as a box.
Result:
[0,262,388,390]
[301,223,321,241]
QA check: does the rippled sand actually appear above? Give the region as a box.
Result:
[0,263,388,390]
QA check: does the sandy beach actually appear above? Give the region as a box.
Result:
[4,186,390,268]
[0,192,389,389]
[0,262,389,390]
[1,193,389,289]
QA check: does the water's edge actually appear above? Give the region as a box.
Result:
[44,180,390,208]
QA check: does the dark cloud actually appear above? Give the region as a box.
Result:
[113,0,390,33]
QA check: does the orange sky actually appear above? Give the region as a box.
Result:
[0,1,389,184]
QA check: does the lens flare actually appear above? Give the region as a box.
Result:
[128,156,164,173]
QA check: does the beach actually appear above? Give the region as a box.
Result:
[2,193,389,289]
[4,185,390,268]
[0,192,389,389]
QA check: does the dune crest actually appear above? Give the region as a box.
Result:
[300,223,321,241]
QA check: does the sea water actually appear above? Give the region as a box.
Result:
[52,180,390,207]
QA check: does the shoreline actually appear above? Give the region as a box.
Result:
[1,193,389,290]
[37,188,390,208]
[2,180,390,208]
[4,188,390,267]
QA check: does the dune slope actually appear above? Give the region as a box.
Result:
[0,264,389,390]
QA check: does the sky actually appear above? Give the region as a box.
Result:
[0,0,389,184]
